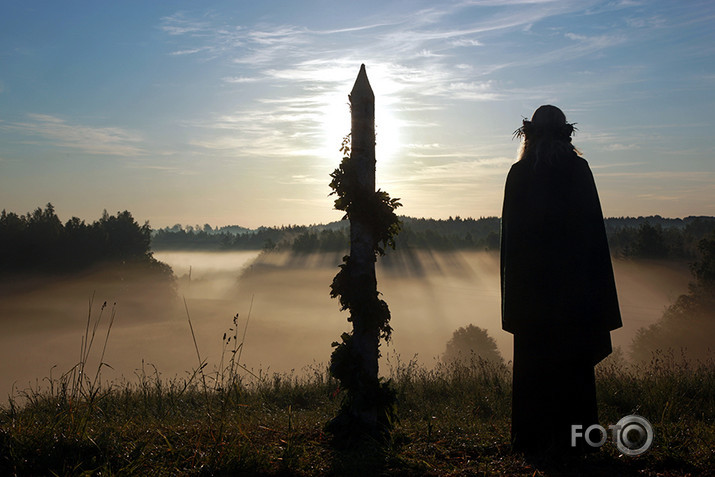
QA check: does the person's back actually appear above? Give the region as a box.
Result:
[500,105,622,455]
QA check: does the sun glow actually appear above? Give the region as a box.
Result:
[321,97,351,163]
[320,65,403,170]
[375,99,402,168]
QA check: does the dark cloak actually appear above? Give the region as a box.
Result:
[500,155,622,454]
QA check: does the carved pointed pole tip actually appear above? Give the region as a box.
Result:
[351,63,374,100]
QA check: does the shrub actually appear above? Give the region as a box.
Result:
[443,324,504,365]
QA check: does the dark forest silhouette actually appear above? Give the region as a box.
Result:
[0,203,171,278]
[6,204,712,280]
[630,234,715,362]
[151,215,715,257]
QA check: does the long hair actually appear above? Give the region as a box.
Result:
[514,105,580,167]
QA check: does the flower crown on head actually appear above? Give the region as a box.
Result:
[513,119,577,142]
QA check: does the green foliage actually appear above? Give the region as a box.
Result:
[327,134,401,443]
[329,135,402,255]
[328,135,401,326]
[329,257,394,339]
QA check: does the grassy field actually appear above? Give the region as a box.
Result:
[1,346,713,476]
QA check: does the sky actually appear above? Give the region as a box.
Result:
[1,0,714,229]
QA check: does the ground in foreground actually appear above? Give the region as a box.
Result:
[1,356,713,476]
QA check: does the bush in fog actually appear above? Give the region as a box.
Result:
[443,324,504,365]
[630,234,715,362]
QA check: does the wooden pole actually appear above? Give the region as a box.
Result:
[348,64,379,428]
[328,64,401,442]
[350,64,376,192]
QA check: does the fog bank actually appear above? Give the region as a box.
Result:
[0,250,692,399]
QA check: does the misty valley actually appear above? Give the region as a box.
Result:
[0,246,696,400]
[0,205,713,475]
[3,2,715,473]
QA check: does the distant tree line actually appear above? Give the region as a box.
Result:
[161,223,253,235]
[607,216,715,259]
[0,203,171,277]
[398,216,501,251]
[283,217,502,253]
[630,233,715,362]
[151,224,315,251]
[152,217,500,253]
[153,215,715,259]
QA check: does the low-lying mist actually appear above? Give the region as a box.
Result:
[0,249,693,399]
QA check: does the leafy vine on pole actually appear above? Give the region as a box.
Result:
[326,65,401,445]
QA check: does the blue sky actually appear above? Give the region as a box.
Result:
[1,0,713,228]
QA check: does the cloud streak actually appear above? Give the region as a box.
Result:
[149,1,715,221]
[1,114,145,157]
[158,1,636,151]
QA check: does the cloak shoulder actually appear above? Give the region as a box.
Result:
[500,157,622,336]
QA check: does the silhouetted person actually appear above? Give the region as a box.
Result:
[500,105,622,456]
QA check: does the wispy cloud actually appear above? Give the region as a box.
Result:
[160,13,211,36]
[185,102,327,159]
[222,76,259,84]
[170,48,206,56]
[391,157,514,186]
[604,143,641,151]
[1,114,145,156]
[125,162,197,176]
[158,1,631,110]
[160,12,246,59]
[157,0,696,188]
[0,0,712,227]
[597,171,715,181]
